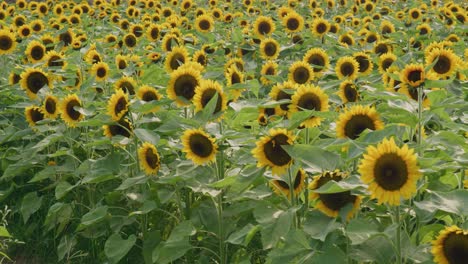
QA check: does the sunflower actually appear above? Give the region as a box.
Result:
[309,170,361,220]
[123,33,137,49]
[130,24,144,38]
[358,137,421,205]
[58,29,74,46]
[0,29,16,55]
[253,16,275,37]
[60,94,84,127]
[103,118,133,139]
[192,50,207,67]
[400,63,425,87]
[24,40,46,63]
[288,61,314,84]
[259,37,280,60]
[336,105,384,140]
[335,56,359,80]
[311,18,330,37]
[409,8,422,21]
[270,169,306,198]
[161,33,181,52]
[224,57,244,72]
[165,46,189,72]
[114,76,137,95]
[353,52,373,76]
[425,48,459,80]
[85,49,102,64]
[20,68,52,99]
[252,128,295,175]
[260,61,278,85]
[282,12,304,33]
[42,95,59,119]
[90,61,110,82]
[269,81,297,115]
[193,79,227,117]
[9,71,21,85]
[137,85,162,113]
[303,48,329,75]
[181,128,218,165]
[138,142,160,175]
[225,65,245,101]
[25,106,45,128]
[195,14,214,33]
[146,24,161,41]
[167,66,201,106]
[338,80,359,103]
[378,52,397,74]
[380,20,395,36]
[107,89,129,121]
[431,225,468,264]
[289,84,329,128]
[18,25,32,39]
[399,85,431,108]
[339,33,355,47]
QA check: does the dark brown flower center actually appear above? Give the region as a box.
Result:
[45,98,56,114]
[443,232,468,264]
[344,114,376,139]
[142,91,158,102]
[286,17,299,30]
[298,92,321,111]
[124,35,136,47]
[29,108,44,123]
[263,134,291,166]
[145,148,159,169]
[0,35,13,50]
[169,53,186,70]
[200,88,222,114]
[263,42,277,57]
[316,22,327,34]
[66,99,82,120]
[373,153,408,191]
[433,55,451,75]
[198,19,211,30]
[355,55,370,73]
[109,119,132,137]
[407,69,422,83]
[114,97,127,117]
[258,21,272,35]
[174,74,198,100]
[381,58,394,71]
[97,67,107,78]
[26,72,48,94]
[343,84,358,102]
[340,62,355,77]
[189,133,214,158]
[307,54,326,72]
[119,81,135,95]
[293,66,310,84]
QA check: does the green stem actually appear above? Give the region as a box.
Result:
[303,128,310,220]
[288,167,298,229]
[216,120,226,264]
[417,84,424,156]
[459,169,465,190]
[395,206,402,264]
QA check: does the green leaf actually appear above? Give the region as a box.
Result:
[226,224,257,245]
[20,192,43,224]
[414,190,468,216]
[134,128,160,145]
[77,206,108,230]
[302,210,338,241]
[346,218,380,245]
[29,166,55,183]
[117,175,149,190]
[104,233,137,264]
[310,244,347,263]
[0,226,11,238]
[284,144,342,171]
[55,181,76,200]
[194,92,219,123]
[152,220,195,264]
[425,78,455,89]
[57,235,76,261]
[260,209,295,249]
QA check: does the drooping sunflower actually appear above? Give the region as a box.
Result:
[353,52,373,76]
[378,52,397,74]
[282,12,304,33]
[0,29,17,55]
[90,61,110,82]
[309,170,361,220]
[259,37,280,60]
[252,128,295,175]
[60,94,84,127]
[270,169,306,198]
[181,128,218,165]
[269,81,297,116]
[335,56,359,80]
[289,84,329,128]
[288,61,314,84]
[114,76,137,95]
[138,142,160,175]
[195,14,214,33]
[25,40,46,63]
[103,118,133,139]
[425,48,459,80]
[358,137,421,205]
[431,225,468,264]
[303,48,330,75]
[165,46,189,72]
[136,85,162,113]
[260,61,278,85]
[107,89,129,121]
[400,63,425,87]
[253,16,275,37]
[336,105,384,140]
[193,79,227,117]
[42,94,59,119]
[167,66,201,106]
[20,68,52,99]
[338,80,359,103]
[25,106,45,128]
[311,18,330,37]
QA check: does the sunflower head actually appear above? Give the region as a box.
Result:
[114,76,137,95]
[425,48,459,80]
[400,63,425,87]
[182,128,218,165]
[269,81,297,115]
[260,61,278,85]
[25,40,46,63]
[259,37,280,60]
[431,225,468,264]
[311,18,330,37]
[358,137,421,205]
[193,80,227,118]
[270,169,306,198]
[20,68,52,99]
[138,142,161,175]
[91,61,110,81]
[60,94,84,127]
[165,46,189,72]
[336,105,384,140]
[42,95,59,119]
[335,56,360,80]
[378,52,397,74]
[103,118,133,139]
[282,12,304,33]
[25,105,45,128]
[195,14,214,33]
[167,66,202,106]
[353,52,373,75]
[303,48,330,75]
[288,61,314,84]
[309,170,361,220]
[253,16,275,37]
[136,85,162,113]
[107,89,129,121]
[338,80,359,103]
[252,128,295,175]
[289,84,329,128]
[0,30,17,55]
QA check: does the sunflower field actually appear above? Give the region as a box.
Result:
[0,0,467,263]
